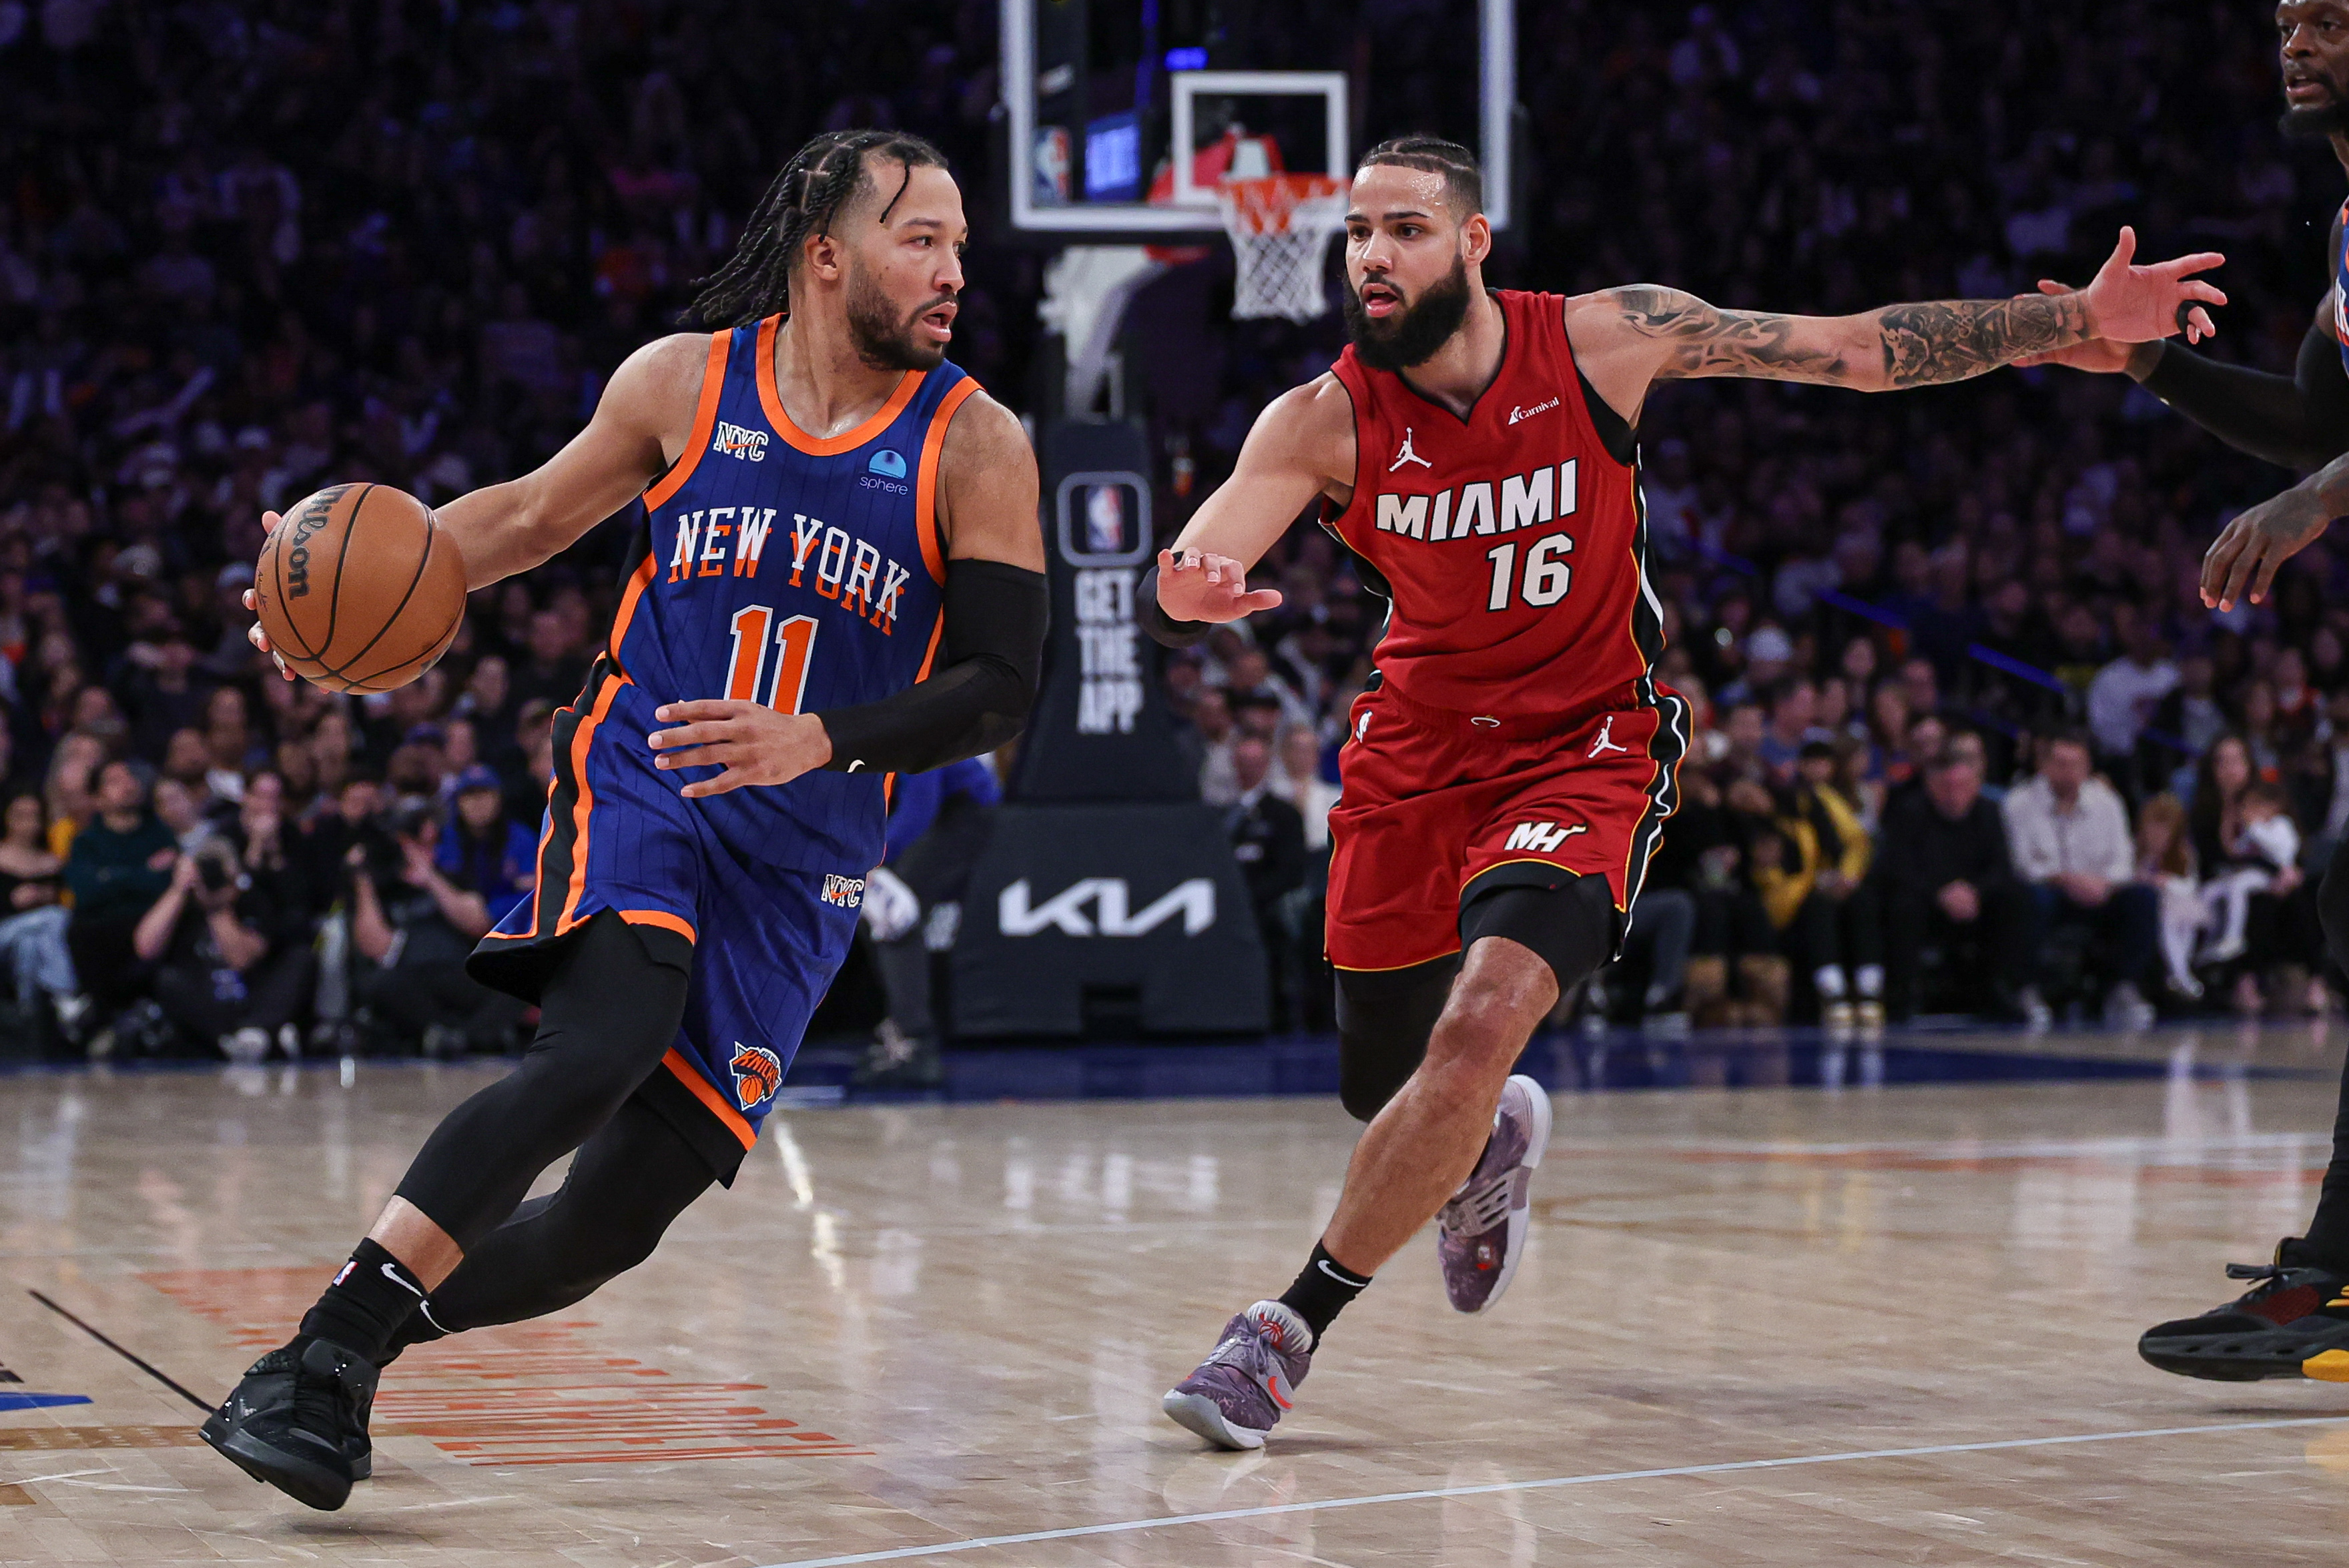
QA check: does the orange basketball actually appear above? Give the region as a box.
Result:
[252,483,467,694]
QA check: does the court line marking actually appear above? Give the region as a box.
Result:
[752,1415,2349,1568]
[27,1290,211,1413]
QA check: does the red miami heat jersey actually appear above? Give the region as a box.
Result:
[1325,289,1658,721]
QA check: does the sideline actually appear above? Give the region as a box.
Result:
[755,1414,2349,1567]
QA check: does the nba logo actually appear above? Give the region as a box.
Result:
[1032,127,1071,206]
[1054,472,1151,568]
[1084,484,1127,554]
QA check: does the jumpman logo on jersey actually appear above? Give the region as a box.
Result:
[1588,717,1629,758]
[1389,427,1431,472]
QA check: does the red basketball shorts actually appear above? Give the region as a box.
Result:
[1323,679,1691,973]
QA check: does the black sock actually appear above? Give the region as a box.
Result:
[298,1239,428,1363]
[1277,1242,1373,1346]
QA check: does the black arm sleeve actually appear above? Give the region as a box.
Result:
[1137,561,1213,649]
[2138,325,2349,471]
[814,558,1047,775]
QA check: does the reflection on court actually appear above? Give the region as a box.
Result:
[3,1024,2346,1565]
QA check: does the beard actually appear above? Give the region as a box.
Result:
[846,264,951,371]
[2282,74,2349,139]
[1342,255,1473,371]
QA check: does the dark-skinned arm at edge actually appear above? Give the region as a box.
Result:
[2133,324,2349,472]
[812,557,1048,775]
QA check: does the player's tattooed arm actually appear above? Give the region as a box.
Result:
[1578,228,2224,406]
[1606,286,2091,391]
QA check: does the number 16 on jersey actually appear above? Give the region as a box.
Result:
[725,606,817,711]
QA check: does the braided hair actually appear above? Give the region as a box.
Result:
[1358,135,1483,219]
[685,129,950,328]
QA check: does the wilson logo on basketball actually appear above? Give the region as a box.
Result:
[280,486,341,598]
[730,1044,784,1111]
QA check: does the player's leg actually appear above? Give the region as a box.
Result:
[382,1095,717,1356]
[1165,694,1683,1450]
[2138,834,2349,1381]
[1345,872,1611,1298]
[1163,879,1610,1451]
[202,911,687,1508]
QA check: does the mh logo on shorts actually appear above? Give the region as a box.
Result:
[1504,821,1588,853]
[821,873,866,908]
[730,1044,783,1111]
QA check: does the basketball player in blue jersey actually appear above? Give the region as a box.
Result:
[202,129,1048,1511]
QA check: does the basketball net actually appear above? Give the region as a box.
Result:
[1217,174,1348,324]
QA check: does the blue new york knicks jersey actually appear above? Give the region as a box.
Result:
[2336,199,2349,374]
[471,317,981,1170]
[616,316,966,871]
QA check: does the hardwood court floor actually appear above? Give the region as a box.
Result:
[5,1025,2349,1565]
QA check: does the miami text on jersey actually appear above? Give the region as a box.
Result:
[1372,459,1581,543]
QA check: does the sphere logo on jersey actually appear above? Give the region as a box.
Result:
[730,1044,785,1112]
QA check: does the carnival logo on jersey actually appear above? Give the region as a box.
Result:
[821,873,866,908]
[1389,427,1432,472]
[664,508,919,635]
[729,1043,784,1111]
[1507,396,1560,426]
[1374,460,1582,543]
[713,420,769,462]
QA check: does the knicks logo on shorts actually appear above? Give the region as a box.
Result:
[730,1044,784,1111]
[821,873,865,908]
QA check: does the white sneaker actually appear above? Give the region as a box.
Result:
[221,1026,270,1064]
[2103,980,2156,1031]
[2017,986,2053,1031]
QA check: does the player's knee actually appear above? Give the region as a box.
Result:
[1425,960,1549,1075]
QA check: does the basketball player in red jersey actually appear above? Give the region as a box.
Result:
[1149,135,2226,1451]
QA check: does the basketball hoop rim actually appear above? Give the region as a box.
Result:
[1215,173,1350,237]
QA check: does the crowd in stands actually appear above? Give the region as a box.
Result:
[1,0,2345,1056]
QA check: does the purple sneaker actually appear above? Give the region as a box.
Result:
[1162,1300,1313,1450]
[1436,1074,1554,1314]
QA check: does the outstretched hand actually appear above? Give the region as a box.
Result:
[2077,226,2226,346]
[1155,548,1283,625]
[2009,280,2178,373]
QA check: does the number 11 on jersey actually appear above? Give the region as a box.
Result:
[725,605,817,712]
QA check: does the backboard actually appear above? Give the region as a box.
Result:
[1002,0,1518,240]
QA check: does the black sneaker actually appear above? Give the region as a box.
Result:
[200,1336,378,1509]
[2138,1239,2349,1382]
